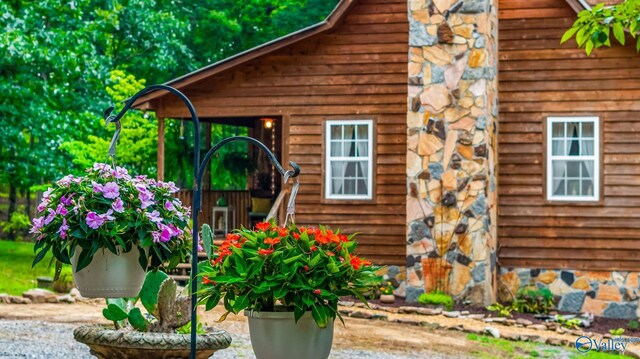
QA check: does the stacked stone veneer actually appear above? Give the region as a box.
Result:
[406,0,498,306]
[500,268,640,319]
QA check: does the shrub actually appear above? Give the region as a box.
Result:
[0,207,31,240]
[417,291,454,310]
[512,287,554,314]
[487,302,513,318]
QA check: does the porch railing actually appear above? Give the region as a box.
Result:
[174,189,251,230]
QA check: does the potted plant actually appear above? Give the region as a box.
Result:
[379,281,395,304]
[74,270,231,358]
[30,163,192,298]
[197,221,379,359]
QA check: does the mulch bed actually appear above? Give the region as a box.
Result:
[344,296,640,337]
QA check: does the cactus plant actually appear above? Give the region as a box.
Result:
[102,270,191,333]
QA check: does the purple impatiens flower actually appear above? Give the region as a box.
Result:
[92,181,104,193]
[86,212,105,229]
[43,209,56,225]
[138,187,154,209]
[164,200,175,211]
[112,197,124,213]
[56,203,68,216]
[145,210,162,223]
[58,218,69,239]
[102,182,120,199]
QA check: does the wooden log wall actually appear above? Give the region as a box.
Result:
[156,0,408,265]
[498,0,640,271]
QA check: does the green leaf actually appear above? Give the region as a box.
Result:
[561,26,579,43]
[311,305,328,328]
[102,303,129,321]
[139,270,169,315]
[274,286,288,299]
[75,248,94,272]
[576,27,588,46]
[613,22,626,45]
[32,242,52,268]
[585,39,595,56]
[127,307,148,331]
[294,305,306,323]
[232,293,249,314]
[137,245,148,270]
[205,291,221,311]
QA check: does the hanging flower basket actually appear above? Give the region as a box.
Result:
[30,163,192,298]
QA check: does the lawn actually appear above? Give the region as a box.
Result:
[0,240,71,295]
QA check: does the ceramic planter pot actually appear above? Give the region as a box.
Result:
[244,310,334,359]
[380,294,395,304]
[72,246,146,298]
[73,325,232,359]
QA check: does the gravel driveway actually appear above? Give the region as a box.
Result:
[0,319,448,359]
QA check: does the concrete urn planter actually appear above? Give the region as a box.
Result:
[73,325,232,359]
[245,310,334,359]
[380,294,395,304]
[71,246,146,298]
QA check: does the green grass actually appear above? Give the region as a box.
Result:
[0,240,71,295]
[466,334,631,359]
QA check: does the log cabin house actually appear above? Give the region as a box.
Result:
[133,0,640,318]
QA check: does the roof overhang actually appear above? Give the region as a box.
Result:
[132,0,357,109]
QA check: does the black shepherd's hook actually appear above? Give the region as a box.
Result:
[104,85,300,359]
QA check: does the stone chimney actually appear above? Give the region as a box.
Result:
[406,0,498,306]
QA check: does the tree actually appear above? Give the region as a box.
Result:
[562,0,640,55]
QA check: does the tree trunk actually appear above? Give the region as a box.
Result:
[25,190,31,217]
[8,183,16,222]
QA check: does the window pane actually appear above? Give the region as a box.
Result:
[582,122,594,137]
[357,140,368,157]
[332,178,343,195]
[553,179,565,196]
[344,125,356,140]
[581,161,595,180]
[344,140,356,157]
[567,161,580,178]
[344,179,356,194]
[357,179,367,195]
[567,138,580,156]
[552,123,564,138]
[357,161,367,177]
[567,180,580,196]
[331,161,346,178]
[330,125,342,140]
[552,161,566,179]
[552,140,564,156]
[345,162,357,177]
[567,122,580,138]
[581,140,594,156]
[357,125,368,141]
[582,180,594,196]
[331,142,342,157]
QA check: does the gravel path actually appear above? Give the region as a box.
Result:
[0,319,448,359]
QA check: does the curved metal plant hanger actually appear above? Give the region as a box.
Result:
[103,84,300,358]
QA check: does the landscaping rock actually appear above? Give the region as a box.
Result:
[485,327,500,338]
[501,332,520,341]
[416,307,442,315]
[69,288,81,298]
[349,311,372,319]
[443,311,460,318]
[515,318,533,326]
[0,294,9,304]
[9,296,32,304]
[464,314,485,320]
[371,313,388,321]
[420,322,442,330]
[625,346,640,359]
[546,337,565,346]
[58,294,76,304]
[394,318,421,326]
[527,324,548,331]
[338,300,354,307]
[399,306,419,314]
[520,334,544,343]
[338,309,353,316]
[483,317,506,323]
[22,289,58,304]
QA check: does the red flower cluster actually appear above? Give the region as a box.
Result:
[349,255,371,270]
[258,248,274,256]
[212,232,245,265]
[202,276,216,285]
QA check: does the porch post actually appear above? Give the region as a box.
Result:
[158,117,165,181]
[406,0,498,306]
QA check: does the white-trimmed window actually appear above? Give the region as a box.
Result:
[325,120,373,200]
[546,116,599,201]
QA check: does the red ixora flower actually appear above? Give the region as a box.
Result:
[255,222,271,231]
[350,255,363,270]
[313,289,321,295]
[293,233,300,240]
[258,248,274,256]
[325,251,335,257]
[302,265,309,272]
[226,233,241,241]
[310,245,317,252]
[202,276,215,285]
[264,237,281,245]
[276,227,288,237]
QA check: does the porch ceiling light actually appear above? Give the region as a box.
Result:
[261,117,274,129]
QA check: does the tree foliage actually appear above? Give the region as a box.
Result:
[0,0,338,219]
[562,0,640,55]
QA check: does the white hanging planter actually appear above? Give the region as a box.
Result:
[245,310,334,359]
[71,246,146,298]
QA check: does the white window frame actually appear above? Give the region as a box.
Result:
[324,119,374,200]
[546,116,600,202]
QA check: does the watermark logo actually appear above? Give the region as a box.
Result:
[574,336,640,354]
[575,336,593,353]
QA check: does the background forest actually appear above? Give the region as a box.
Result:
[0,0,338,228]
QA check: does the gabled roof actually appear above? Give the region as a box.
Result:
[134,0,588,109]
[133,0,357,108]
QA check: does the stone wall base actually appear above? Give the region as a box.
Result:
[375,265,407,298]
[499,267,640,319]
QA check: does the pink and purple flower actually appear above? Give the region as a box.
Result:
[102,182,120,199]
